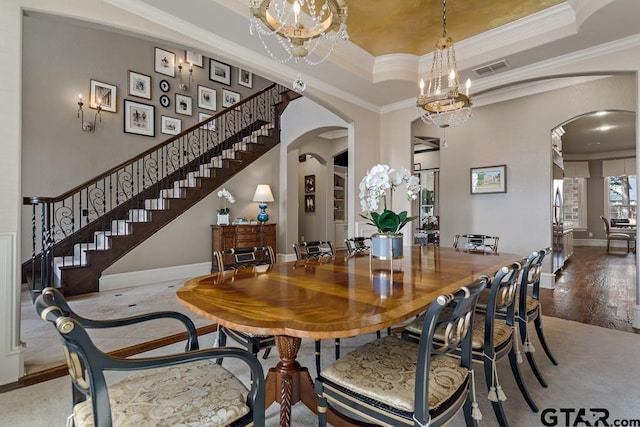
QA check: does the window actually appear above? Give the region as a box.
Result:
[606,175,637,223]
[563,177,587,229]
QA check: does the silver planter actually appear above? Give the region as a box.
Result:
[371,233,403,259]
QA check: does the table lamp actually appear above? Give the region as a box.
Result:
[253,184,274,223]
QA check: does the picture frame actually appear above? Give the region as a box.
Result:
[90,80,116,112]
[238,68,253,88]
[197,85,217,111]
[159,79,170,93]
[304,175,315,193]
[160,115,182,135]
[305,195,316,213]
[470,164,507,194]
[124,99,155,137]
[186,50,203,68]
[198,112,216,132]
[154,47,176,77]
[175,94,192,116]
[127,70,151,99]
[209,59,231,85]
[159,95,170,108]
[414,162,421,171]
[222,89,240,108]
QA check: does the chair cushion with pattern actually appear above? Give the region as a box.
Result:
[320,335,468,413]
[73,360,250,427]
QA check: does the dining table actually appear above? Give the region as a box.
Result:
[177,245,522,427]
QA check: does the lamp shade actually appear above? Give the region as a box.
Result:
[252,184,274,202]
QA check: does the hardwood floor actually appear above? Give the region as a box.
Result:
[539,245,639,334]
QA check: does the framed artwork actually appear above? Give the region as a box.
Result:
[197,85,217,111]
[127,70,151,99]
[304,175,315,193]
[175,94,192,116]
[238,68,253,88]
[222,89,240,108]
[470,165,507,194]
[198,112,216,132]
[154,47,175,77]
[186,50,203,67]
[159,94,170,108]
[305,195,315,213]
[414,162,421,171]
[90,80,116,112]
[159,79,170,93]
[209,59,231,85]
[124,99,155,137]
[160,115,182,135]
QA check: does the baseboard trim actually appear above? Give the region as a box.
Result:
[540,272,555,289]
[100,262,211,292]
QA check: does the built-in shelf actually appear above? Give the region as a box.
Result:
[333,171,346,221]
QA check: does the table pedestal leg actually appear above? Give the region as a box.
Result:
[264,335,317,427]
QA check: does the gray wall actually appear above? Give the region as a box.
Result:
[21,13,277,268]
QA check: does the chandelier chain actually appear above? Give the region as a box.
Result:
[442,0,447,38]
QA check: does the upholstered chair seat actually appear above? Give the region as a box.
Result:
[73,360,250,427]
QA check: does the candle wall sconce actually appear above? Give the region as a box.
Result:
[77,94,102,133]
[177,59,193,91]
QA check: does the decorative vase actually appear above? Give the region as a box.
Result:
[217,214,230,225]
[371,233,403,259]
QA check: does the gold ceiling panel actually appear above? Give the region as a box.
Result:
[346,0,565,56]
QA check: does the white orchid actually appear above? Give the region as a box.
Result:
[217,188,235,214]
[359,164,421,234]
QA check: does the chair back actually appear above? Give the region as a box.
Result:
[292,240,335,260]
[344,237,370,256]
[35,289,114,421]
[213,246,275,272]
[600,215,611,234]
[453,234,499,253]
[519,248,551,304]
[482,261,522,350]
[413,277,488,425]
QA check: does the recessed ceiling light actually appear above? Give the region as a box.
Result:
[597,125,614,131]
[594,111,608,116]
[587,141,602,146]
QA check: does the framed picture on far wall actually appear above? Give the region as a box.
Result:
[304,174,315,193]
[197,85,217,111]
[305,195,315,213]
[209,59,231,85]
[470,164,507,194]
[222,89,240,108]
[186,50,203,68]
[198,112,216,132]
[127,70,151,99]
[90,80,117,112]
[175,94,192,116]
[124,99,155,137]
[160,115,181,135]
[238,68,253,88]
[154,47,176,77]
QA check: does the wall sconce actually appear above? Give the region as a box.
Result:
[252,184,275,224]
[177,59,193,91]
[77,94,101,133]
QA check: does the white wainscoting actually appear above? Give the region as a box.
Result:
[0,233,24,385]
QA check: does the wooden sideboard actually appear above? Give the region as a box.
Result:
[210,224,277,271]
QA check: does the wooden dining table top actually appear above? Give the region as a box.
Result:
[177,246,523,339]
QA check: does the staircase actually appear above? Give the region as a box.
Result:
[24,84,297,297]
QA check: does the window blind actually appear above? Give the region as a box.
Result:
[602,158,636,177]
[564,161,590,178]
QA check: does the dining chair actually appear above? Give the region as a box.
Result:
[292,240,338,377]
[454,234,499,253]
[516,247,558,385]
[292,240,335,259]
[600,215,635,253]
[213,246,276,362]
[315,277,488,427]
[344,236,370,256]
[35,287,265,427]
[403,261,536,427]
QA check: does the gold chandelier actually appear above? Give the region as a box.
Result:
[417,0,472,128]
[249,0,348,66]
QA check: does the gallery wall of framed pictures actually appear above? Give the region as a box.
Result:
[75,40,265,142]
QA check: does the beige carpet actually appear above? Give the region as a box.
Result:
[2,315,640,426]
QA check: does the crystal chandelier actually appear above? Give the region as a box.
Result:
[249,0,348,92]
[417,0,472,128]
